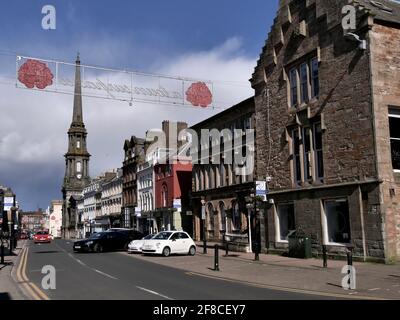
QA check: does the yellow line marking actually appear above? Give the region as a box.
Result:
[185,272,387,300]
[16,246,51,300]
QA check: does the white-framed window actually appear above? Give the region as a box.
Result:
[76,161,82,173]
[303,127,312,182]
[322,199,351,245]
[313,123,324,180]
[389,108,400,172]
[310,57,320,98]
[292,129,302,185]
[289,68,298,107]
[77,140,81,149]
[300,62,309,104]
[288,56,320,108]
[275,203,295,242]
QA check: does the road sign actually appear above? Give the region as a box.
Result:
[256,181,267,196]
[173,199,182,212]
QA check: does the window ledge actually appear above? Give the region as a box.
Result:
[324,242,350,247]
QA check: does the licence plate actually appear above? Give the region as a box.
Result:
[75,246,81,249]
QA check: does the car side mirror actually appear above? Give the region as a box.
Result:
[172,239,176,242]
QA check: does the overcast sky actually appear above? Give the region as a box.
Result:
[0,0,277,211]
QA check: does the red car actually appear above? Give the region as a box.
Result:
[34,231,51,244]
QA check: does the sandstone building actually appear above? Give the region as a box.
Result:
[251,0,400,262]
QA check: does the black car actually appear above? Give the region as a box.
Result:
[73,231,131,253]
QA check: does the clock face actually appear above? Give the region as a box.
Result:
[77,174,82,180]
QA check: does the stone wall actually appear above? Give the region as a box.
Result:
[370,23,400,261]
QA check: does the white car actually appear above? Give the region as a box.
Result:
[128,234,155,253]
[142,231,196,257]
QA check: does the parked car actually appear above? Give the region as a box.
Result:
[33,231,52,244]
[107,228,144,242]
[128,234,155,253]
[73,231,131,253]
[19,232,28,240]
[142,231,196,257]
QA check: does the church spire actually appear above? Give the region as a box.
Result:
[72,53,83,125]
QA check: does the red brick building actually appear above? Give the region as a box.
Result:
[152,121,193,234]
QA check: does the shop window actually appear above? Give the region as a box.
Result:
[324,199,351,244]
[276,204,295,242]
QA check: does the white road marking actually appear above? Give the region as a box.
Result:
[75,259,86,267]
[136,286,174,300]
[368,288,381,291]
[92,269,118,280]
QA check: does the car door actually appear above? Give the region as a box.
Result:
[178,232,190,253]
[169,232,181,253]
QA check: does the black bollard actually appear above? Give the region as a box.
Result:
[214,244,220,271]
[347,248,353,267]
[347,248,354,289]
[0,243,4,265]
[322,245,328,268]
[254,242,260,261]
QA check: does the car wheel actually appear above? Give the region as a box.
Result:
[189,246,196,256]
[162,247,171,257]
[94,244,103,253]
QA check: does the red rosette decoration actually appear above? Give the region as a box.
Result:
[18,59,54,90]
[186,82,213,108]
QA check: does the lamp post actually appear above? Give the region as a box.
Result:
[245,202,253,254]
[201,198,207,254]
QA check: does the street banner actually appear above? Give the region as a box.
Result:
[15,55,214,108]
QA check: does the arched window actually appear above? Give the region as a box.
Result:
[219,202,226,232]
[207,203,215,231]
[232,202,241,231]
[76,162,82,173]
[162,184,168,208]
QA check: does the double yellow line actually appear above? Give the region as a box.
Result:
[16,247,50,300]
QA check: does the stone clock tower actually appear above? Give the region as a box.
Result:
[61,55,91,239]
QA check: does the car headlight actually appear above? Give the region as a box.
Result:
[86,241,93,245]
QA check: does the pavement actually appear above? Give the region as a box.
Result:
[119,240,400,300]
[0,240,27,300]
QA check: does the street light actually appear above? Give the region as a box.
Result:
[201,197,207,254]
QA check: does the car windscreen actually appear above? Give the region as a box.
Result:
[153,232,173,240]
[36,231,48,235]
[143,234,154,240]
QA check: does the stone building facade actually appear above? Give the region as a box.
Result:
[190,98,256,251]
[122,136,145,229]
[251,0,400,262]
